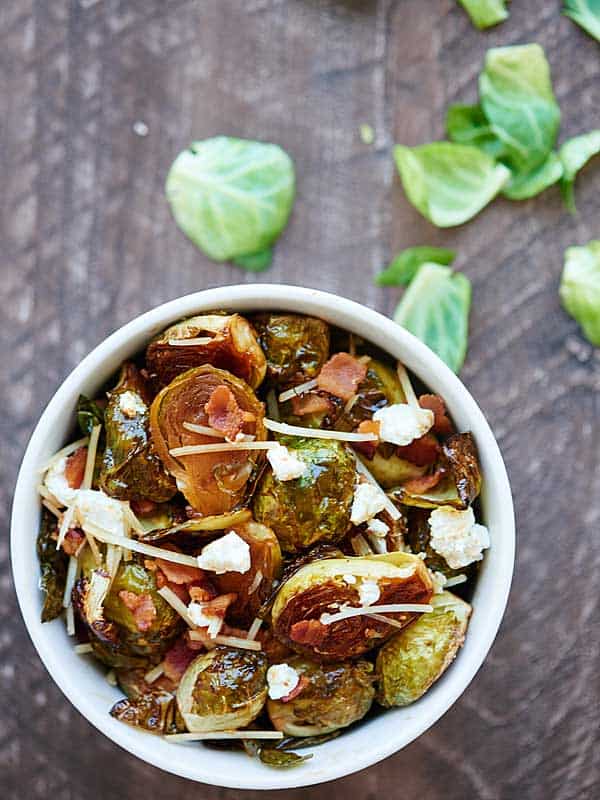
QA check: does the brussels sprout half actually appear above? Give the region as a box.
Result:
[99,363,177,503]
[376,591,471,707]
[150,365,267,516]
[177,647,268,732]
[252,313,330,387]
[37,508,67,622]
[146,313,266,388]
[253,436,355,554]
[271,552,433,661]
[267,656,375,736]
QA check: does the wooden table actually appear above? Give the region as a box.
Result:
[2,1,599,798]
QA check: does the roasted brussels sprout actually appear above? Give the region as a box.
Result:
[146,313,266,388]
[110,672,183,735]
[176,647,268,732]
[37,509,67,622]
[99,363,176,503]
[252,437,355,553]
[253,313,330,387]
[271,552,433,660]
[150,365,267,515]
[376,591,471,707]
[76,394,105,436]
[267,656,374,736]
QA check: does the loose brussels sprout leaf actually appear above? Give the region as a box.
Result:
[502,152,563,201]
[141,508,253,542]
[37,509,67,622]
[252,313,330,387]
[110,689,183,735]
[165,137,295,265]
[376,591,471,707]
[393,142,510,227]
[146,313,266,389]
[394,263,471,373]
[479,45,560,175]
[559,130,600,213]
[273,731,342,750]
[150,365,267,515]
[393,476,464,510]
[259,748,312,768]
[99,363,176,503]
[253,437,354,554]
[456,0,509,29]
[267,656,375,736]
[115,667,177,700]
[77,394,105,436]
[559,241,600,346]
[375,246,456,287]
[233,247,273,272]
[446,105,507,160]
[177,647,268,732]
[271,552,433,661]
[563,0,600,42]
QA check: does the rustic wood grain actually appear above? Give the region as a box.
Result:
[1,1,599,798]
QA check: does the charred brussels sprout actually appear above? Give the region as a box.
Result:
[150,365,267,515]
[37,509,67,622]
[271,552,433,660]
[99,363,176,503]
[110,677,184,735]
[253,313,330,387]
[267,657,375,736]
[177,647,268,732]
[146,313,266,388]
[376,591,471,707]
[252,437,354,553]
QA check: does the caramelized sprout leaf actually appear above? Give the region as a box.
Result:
[259,748,313,768]
[37,509,67,622]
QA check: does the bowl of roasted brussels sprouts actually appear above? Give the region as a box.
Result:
[11,284,514,789]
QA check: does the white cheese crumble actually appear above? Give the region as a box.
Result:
[342,574,357,585]
[73,489,128,538]
[350,482,386,525]
[428,506,490,569]
[373,403,434,446]
[187,602,223,637]
[266,663,300,700]
[44,456,79,507]
[266,444,307,481]
[358,579,381,606]
[366,518,389,538]
[119,391,147,419]
[196,531,251,574]
[430,570,447,594]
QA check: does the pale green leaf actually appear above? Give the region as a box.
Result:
[456,0,509,29]
[393,142,510,227]
[446,104,507,159]
[394,263,472,372]
[558,130,600,212]
[376,247,456,287]
[560,241,600,346]
[165,136,295,265]
[563,0,600,41]
[502,152,563,200]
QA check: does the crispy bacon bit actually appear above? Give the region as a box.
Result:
[64,447,87,489]
[190,592,237,619]
[131,498,158,517]
[317,353,368,401]
[290,393,331,417]
[403,469,445,495]
[156,558,204,585]
[204,385,245,441]
[163,636,198,683]
[396,432,440,466]
[118,591,157,632]
[281,674,309,703]
[188,584,218,603]
[419,394,453,436]
[290,618,328,646]
[62,528,85,556]
[352,420,380,460]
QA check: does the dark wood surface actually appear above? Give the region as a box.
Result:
[2,1,599,798]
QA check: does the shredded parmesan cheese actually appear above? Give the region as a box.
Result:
[165,731,284,742]
[320,603,433,625]
[182,421,225,438]
[106,669,118,686]
[167,337,212,346]
[444,574,468,588]
[39,436,90,474]
[343,393,359,414]
[81,424,101,490]
[158,586,197,627]
[278,379,319,403]
[248,569,263,595]
[144,662,166,684]
[169,441,278,457]
[62,556,79,609]
[56,505,75,550]
[365,613,407,629]
[366,533,388,554]
[396,362,419,408]
[187,629,262,651]
[84,525,200,568]
[42,498,63,519]
[84,529,102,565]
[66,604,75,636]
[264,418,378,442]
[74,643,93,655]
[246,617,263,641]
[354,456,401,521]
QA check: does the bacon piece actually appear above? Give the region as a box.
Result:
[316,353,368,401]
[163,636,197,683]
[352,419,380,460]
[290,618,328,647]
[64,447,87,489]
[281,674,309,703]
[156,558,204,585]
[403,469,445,495]
[118,591,157,632]
[62,528,85,556]
[131,498,158,517]
[419,394,453,436]
[396,433,439,466]
[204,385,245,441]
[290,393,331,417]
[189,592,237,618]
[187,579,218,603]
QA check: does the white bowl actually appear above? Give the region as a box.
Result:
[11,284,514,790]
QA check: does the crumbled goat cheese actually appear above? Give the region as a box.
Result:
[366,518,389,538]
[267,444,308,481]
[342,574,357,585]
[428,507,490,569]
[187,602,223,637]
[358,579,381,606]
[350,482,386,525]
[266,663,300,700]
[373,403,434,446]
[73,489,128,538]
[44,456,79,507]
[196,531,251,574]
[430,571,447,594]
[119,391,147,419]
